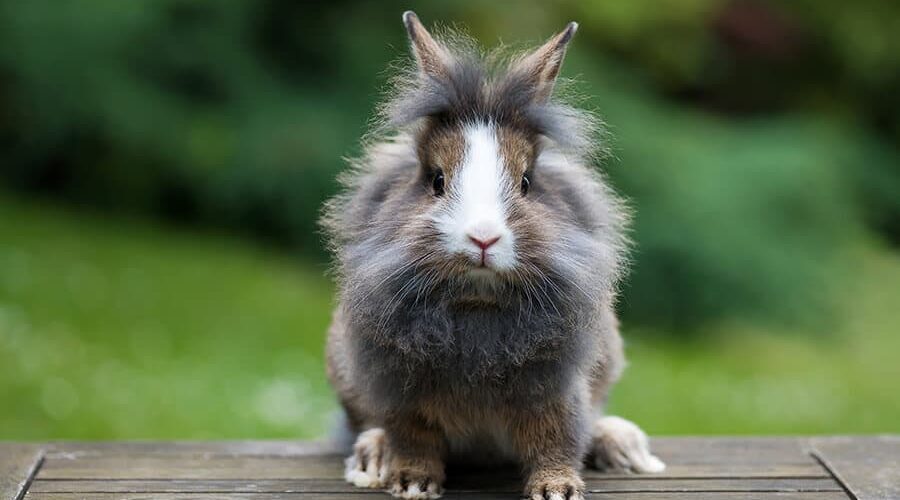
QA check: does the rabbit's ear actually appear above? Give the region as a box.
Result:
[513,22,578,103]
[403,11,449,79]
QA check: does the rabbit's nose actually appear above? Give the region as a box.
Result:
[468,234,501,250]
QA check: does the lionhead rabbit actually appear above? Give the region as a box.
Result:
[321,11,664,500]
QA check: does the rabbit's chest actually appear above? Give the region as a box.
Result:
[353,301,593,408]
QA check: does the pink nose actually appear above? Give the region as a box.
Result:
[468,235,501,250]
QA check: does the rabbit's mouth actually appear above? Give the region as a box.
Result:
[453,236,517,273]
[476,249,496,269]
[464,249,510,275]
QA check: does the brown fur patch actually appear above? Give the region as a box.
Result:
[418,122,465,182]
[418,121,535,187]
[498,126,537,178]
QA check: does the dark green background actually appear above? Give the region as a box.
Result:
[1,1,898,438]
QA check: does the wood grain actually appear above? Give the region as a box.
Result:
[43,441,337,457]
[24,492,852,500]
[0,444,44,500]
[36,454,829,481]
[6,438,887,500]
[811,436,900,500]
[27,477,840,494]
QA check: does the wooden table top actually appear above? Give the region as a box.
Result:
[2,436,898,499]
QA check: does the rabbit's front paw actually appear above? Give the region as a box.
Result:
[525,466,585,500]
[591,416,665,473]
[387,457,444,499]
[345,428,388,488]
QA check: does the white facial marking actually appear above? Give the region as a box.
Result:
[436,123,516,271]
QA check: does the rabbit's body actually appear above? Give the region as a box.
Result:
[322,12,663,500]
[327,300,623,457]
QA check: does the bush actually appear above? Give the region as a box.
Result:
[0,0,895,330]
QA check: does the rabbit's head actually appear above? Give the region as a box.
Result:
[326,12,628,312]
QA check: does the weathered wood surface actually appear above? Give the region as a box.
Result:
[810,436,900,500]
[1,437,897,499]
[0,444,42,500]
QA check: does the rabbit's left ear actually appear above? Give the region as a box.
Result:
[512,22,578,103]
[403,11,450,79]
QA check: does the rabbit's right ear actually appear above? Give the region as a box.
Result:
[509,22,578,103]
[403,11,449,79]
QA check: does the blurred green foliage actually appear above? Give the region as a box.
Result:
[2,194,898,438]
[1,1,899,439]
[0,2,898,328]
[0,195,335,439]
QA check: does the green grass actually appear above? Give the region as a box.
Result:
[613,245,900,434]
[0,194,336,439]
[1,194,898,439]
[612,256,900,434]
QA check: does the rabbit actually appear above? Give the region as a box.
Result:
[321,11,664,500]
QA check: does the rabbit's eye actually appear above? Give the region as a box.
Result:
[432,170,445,196]
[521,174,530,196]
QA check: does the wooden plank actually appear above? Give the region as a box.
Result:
[37,453,829,480]
[648,437,813,464]
[584,477,841,493]
[810,436,900,500]
[28,477,841,494]
[45,438,811,463]
[23,492,852,500]
[13,438,900,499]
[0,444,44,500]
[25,494,504,500]
[43,441,339,458]
[19,437,858,499]
[586,494,849,500]
[36,437,828,483]
[38,455,340,480]
[585,494,848,500]
[584,464,828,479]
[24,494,422,500]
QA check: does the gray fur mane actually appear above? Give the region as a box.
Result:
[321,29,630,384]
[382,31,603,161]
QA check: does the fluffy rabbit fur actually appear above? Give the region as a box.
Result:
[321,11,664,500]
